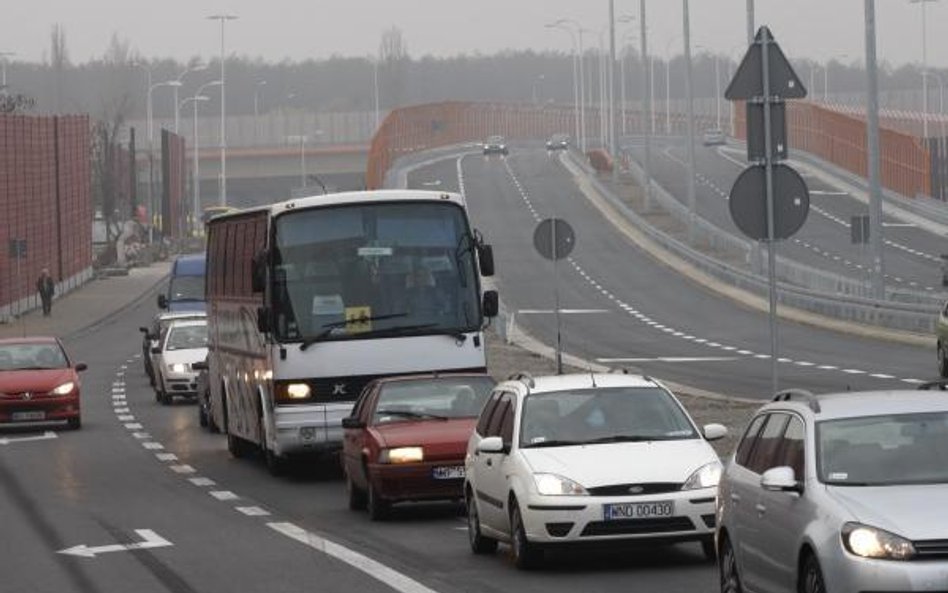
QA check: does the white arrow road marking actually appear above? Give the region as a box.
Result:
[0,431,58,446]
[58,529,172,558]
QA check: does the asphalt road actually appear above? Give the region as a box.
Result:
[407,148,938,399]
[0,287,721,593]
[626,137,947,293]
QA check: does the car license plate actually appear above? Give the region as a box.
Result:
[432,466,465,480]
[604,501,674,521]
[12,411,46,422]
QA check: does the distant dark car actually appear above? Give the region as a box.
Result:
[701,128,726,146]
[482,135,509,156]
[158,253,207,313]
[546,134,570,151]
[0,337,87,429]
[341,373,496,520]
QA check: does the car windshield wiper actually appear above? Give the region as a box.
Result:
[582,435,662,444]
[376,409,449,421]
[522,439,587,449]
[298,313,408,351]
[7,366,61,371]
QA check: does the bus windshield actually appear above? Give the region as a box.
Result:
[271,201,482,343]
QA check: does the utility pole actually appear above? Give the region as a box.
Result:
[683,0,698,241]
[609,0,619,181]
[207,13,238,207]
[747,0,755,45]
[865,0,886,298]
[641,0,653,209]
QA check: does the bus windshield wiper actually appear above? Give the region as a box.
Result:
[376,409,449,421]
[298,313,408,351]
[358,323,440,338]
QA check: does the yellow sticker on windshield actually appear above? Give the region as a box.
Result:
[345,306,372,333]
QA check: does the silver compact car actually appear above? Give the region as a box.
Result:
[717,387,948,593]
[152,319,208,406]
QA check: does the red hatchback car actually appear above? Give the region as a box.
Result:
[342,373,496,520]
[0,337,87,429]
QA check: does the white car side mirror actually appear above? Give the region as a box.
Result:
[477,436,504,454]
[703,423,728,441]
[761,466,801,493]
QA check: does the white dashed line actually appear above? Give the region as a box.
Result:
[210,491,239,501]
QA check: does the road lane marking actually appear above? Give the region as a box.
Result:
[124,423,143,430]
[170,464,196,474]
[189,477,216,487]
[142,442,164,450]
[516,309,611,314]
[58,529,172,559]
[210,490,239,501]
[268,522,440,593]
[0,431,57,446]
[118,415,134,421]
[596,357,740,363]
[132,432,151,440]
[236,506,270,516]
[156,453,178,462]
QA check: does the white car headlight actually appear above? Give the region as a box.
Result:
[682,461,723,490]
[170,363,188,374]
[51,382,76,395]
[842,523,916,560]
[534,473,588,496]
[379,447,424,464]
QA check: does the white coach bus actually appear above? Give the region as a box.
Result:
[205,190,498,474]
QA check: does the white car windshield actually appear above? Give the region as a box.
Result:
[818,412,948,486]
[519,387,697,448]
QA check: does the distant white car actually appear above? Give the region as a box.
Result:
[152,319,208,406]
[702,128,726,146]
[464,372,727,569]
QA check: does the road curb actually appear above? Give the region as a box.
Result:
[66,268,171,340]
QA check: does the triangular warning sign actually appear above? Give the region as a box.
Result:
[725,26,807,100]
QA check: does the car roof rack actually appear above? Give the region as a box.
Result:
[506,371,535,389]
[772,388,821,412]
[916,379,948,391]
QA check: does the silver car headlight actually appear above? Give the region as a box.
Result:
[682,461,723,490]
[842,523,916,560]
[169,363,188,374]
[533,473,588,496]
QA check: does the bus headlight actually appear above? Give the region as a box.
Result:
[275,382,313,403]
[285,383,311,400]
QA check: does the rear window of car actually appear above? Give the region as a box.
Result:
[166,325,208,350]
[373,376,496,424]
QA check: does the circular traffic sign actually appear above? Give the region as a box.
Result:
[729,164,810,241]
[533,218,576,261]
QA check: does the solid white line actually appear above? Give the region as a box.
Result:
[189,477,216,487]
[809,190,848,196]
[268,522,440,593]
[596,357,740,363]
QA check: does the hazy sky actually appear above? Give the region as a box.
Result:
[4,1,947,69]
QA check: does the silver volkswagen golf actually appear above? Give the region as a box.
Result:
[716,387,948,593]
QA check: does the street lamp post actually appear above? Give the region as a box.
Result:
[683,0,698,242]
[207,13,238,207]
[181,95,210,235]
[549,20,587,152]
[547,22,581,149]
[173,63,207,134]
[0,51,15,93]
[253,80,267,117]
[287,135,308,189]
[910,0,939,137]
[147,79,182,242]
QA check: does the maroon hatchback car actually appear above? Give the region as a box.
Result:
[342,373,496,520]
[0,337,87,429]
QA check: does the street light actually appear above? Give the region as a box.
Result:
[207,13,238,207]
[0,51,15,93]
[173,62,207,134]
[253,80,267,117]
[287,135,308,189]
[682,0,698,242]
[181,95,210,235]
[146,79,181,242]
[548,19,587,152]
[910,0,939,137]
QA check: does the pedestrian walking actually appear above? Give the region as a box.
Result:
[37,268,55,316]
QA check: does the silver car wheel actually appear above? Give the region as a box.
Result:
[719,538,743,593]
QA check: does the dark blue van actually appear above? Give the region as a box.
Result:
[158,254,207,312]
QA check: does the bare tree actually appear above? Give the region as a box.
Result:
[379,27,409,108]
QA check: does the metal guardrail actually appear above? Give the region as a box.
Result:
[563,152,939,333]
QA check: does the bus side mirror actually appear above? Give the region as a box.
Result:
[482,290,499,318]
[157,294,168,309]
[478,244,495,277]
[251,251,267,293]
[256,306,271,334]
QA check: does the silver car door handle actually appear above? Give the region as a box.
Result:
[485,458,493,467]
[755,504,766,515]
[730,493,741,502]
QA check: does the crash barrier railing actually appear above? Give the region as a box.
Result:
[563,151,939,333]
[0,114,93,321]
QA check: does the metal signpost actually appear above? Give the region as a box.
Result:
[725,26,809,393]
[533,218,576,375]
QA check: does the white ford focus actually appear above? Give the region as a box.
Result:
[464,372,727,569]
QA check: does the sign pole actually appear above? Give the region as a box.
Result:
[761,28,779,393]
[552,217,563,375]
